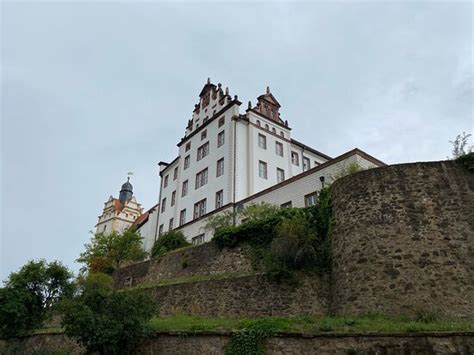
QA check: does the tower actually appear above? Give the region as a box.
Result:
[95,177,144,234]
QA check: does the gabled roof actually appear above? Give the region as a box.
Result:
[257,91,281,108]
[132,203,159,229]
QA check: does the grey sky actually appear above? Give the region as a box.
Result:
[1,1,472,281]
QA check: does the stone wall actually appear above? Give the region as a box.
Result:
[114,242,253,288]
[331,160,474,317]
[148,273,329,317]
[2,332,473,355]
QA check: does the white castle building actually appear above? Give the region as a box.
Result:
[96,79,385,250]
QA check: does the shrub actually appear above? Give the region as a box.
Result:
[225,319,280,355]
[61,274,157,354]
[151,230,190,258]
[456,152,474,172]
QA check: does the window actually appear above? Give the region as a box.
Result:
[163,175,169,188]
[182,180,188,197]
[291,151,299,166]
[303,157,310,171]
[201,129,207,140]
[161,198,166,213]
[281,201,292,208]
[195,168,208,189]
[218,116,225,127]
[215,190,224,209]
[280,131,284,138]
[171,191,176,206]
[277,168,285,183]
[194,199,207,219]
[272,127,276,134]
[258,134,267,149]
[184,155,190,170]
[259,161,268,179]
[217,130,225,147]
[185,142,191,152]
[192,234,205,246]
[169,218,174,230]
[103,225,107,232]
[216,158,224,177]
[256,120,261,127]
[179,209,186,226]
[158,224,164,235]
[197,142,209,161]
[275,142,283,157]
[265,124,269,131]
[305,192,318,207]
[173,167,178,180]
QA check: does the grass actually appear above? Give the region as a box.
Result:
[131,272,259,290]
[148,314,474,334]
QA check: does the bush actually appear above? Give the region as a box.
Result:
[151,230,190,258]
[61,274,157,354]
[457,152,474,172]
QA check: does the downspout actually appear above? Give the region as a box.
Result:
[232,116,237,226]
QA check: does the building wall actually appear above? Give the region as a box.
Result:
[331,160,474,317]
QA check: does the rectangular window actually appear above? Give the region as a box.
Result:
[179,209,186,226]
[197,142,209,161]
[163,175,169,188]
[201,129,207,140]
[185,142,191,152]
[193,199,207,219]
[277,168,285,183]
[218,116,225,127]
[171,191,176,206]
[305,192,318,207]
[184,155,190,170]
[161,198,166,213]
[217,130,225,147]
[169,218,174,230]
[192,234,205,246]
[195,168,209,189]
[215,190,224,209]
[182,180,188,197]
[275,142,284,157]
[258,134,267,149]
[281,201,292,209]
[158,224,164,235]
[259,160,268,179]
[303,156,310,171]
[291,151,299,166]
[173,167,178,180]
[216,158,224,177]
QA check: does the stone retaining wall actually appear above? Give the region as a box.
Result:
[2,332,473,355]
[148,273,329,317]
[114,243,252,288]
[331,160,474,317]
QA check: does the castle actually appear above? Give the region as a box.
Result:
[96,79,385,250]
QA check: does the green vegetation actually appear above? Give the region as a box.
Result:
[61,273,157,354]
[330,162,365,181]
[77,227,147,274]
[457,152,474,172]
[212,189,333,280]
[148,314,474,334]
[0,260,74,339]
[151,230,190,259]
[450,132,473,159]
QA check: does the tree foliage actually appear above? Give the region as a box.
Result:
[61,273,157,354]
[450,132,473,159]
[330,162,364,182]
[151,230,190,259]
[77,227,147,274]
[0,260,74,339]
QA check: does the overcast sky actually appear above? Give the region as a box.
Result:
[1,1,472,281]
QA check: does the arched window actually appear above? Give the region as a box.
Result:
[256,120,261,127]
[265,124,269,131]
[272,128,276,134]
[280,131,284,138]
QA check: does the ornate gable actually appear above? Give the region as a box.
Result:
[253,86,283,123]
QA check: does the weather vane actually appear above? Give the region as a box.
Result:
[127,171,133,181]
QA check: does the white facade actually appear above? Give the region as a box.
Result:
[140,80,385,250]
[96,195,143,235]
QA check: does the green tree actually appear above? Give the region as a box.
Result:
[61,273,157,354]
[241,202,280,221]
[77,227,147,274]
[450,132,473,159]
[0,260,74,339]
[151,230,190,258]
